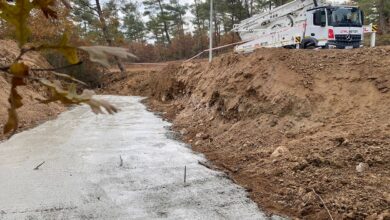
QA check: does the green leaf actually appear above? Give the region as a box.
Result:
[57,33,79,64]
[4,108,18,135]
[41,33,79,64]
[3,62,29,136]
[0,0,33,46]
[10,62,29,78]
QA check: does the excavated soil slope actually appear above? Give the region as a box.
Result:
[104,47,390,219]
[0,40,63,141]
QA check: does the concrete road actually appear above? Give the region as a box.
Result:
[0,96,279,220]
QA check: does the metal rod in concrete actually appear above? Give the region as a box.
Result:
[184,166,187,184]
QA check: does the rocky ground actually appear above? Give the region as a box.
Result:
[103,47,390,220]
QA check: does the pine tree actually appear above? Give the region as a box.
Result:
[143,0,172,44]
[121,3,146,42]
[164,0,188,36]
[72,0,125,72]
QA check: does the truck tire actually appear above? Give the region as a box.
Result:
[301,38,317,49]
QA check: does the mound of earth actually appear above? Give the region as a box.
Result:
[0,40,64,141]
[104,47,390,219]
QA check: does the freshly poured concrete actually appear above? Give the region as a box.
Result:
[0,96,277,220]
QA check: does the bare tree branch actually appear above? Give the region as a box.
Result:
[0,66,9,72]
[15,47,38,62]
[31,61,83,72]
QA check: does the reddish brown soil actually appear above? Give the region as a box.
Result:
[0,40,64,141]
[103,47,390,220]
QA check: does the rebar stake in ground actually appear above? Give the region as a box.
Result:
[184,166,187,185]
[33,161,45,170]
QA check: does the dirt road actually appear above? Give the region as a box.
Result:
[0,96,281,220]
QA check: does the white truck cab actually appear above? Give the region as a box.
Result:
[305,6,364,49]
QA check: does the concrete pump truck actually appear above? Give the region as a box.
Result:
[233,0,377,52]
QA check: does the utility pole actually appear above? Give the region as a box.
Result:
[209,0,213,63]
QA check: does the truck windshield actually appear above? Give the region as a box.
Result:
[327,7,362,27]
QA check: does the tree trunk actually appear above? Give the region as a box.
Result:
[378,0,387,34]
[179,12,185,36]
[157,0,172,44]
[213,10,219,46]
[194,0,201,31]
[194,0,204,50]
[244,0,250,18]
[95,0,125,73]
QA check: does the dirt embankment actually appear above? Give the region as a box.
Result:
[104,47,390,219]
[0,40,64,141]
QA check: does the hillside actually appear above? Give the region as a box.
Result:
[0,40,64,141]
[104,47,390,219]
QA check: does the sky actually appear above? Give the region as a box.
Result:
[178,0,193,4]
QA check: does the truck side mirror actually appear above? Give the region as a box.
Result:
[361,11,365,25]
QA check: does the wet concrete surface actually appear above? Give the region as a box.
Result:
[0,96,282,220]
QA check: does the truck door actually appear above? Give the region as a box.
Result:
[305,8,329,47]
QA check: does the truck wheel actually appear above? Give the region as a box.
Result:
[301,38,318,49]
[304,41,316,49]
